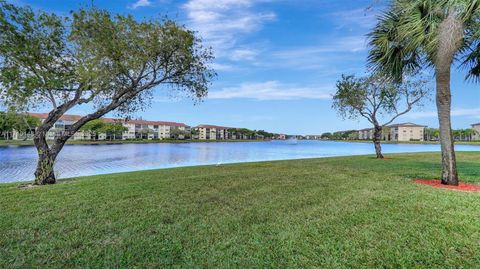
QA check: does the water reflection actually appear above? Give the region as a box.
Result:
[1,140,479,183]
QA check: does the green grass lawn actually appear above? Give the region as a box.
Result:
[1,152,480,268]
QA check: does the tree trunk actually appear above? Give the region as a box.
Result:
[34,149,58,185]
[436,70,458,185]
[373,126,384,159]
[434,12,462,186]
[33,131,58,185]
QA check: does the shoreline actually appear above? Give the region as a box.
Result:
[0,139,272,147]
[324,139,480,145]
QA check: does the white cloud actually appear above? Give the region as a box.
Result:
[182,0,275,58]
[208,81,332,100]
[129,0,152,9]
[330,8,379,30]
[208,62,236,71]
[274,36,367,59]
[229,48,258,61]
[406,108,480,119]
[262,35,367,71]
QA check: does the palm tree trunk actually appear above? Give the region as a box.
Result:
[436,70,458,185]
[434,12,462,186]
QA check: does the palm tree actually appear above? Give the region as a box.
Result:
[464,128,475,141]
[368,0,480,185]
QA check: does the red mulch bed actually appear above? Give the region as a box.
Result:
[415,179,480,192]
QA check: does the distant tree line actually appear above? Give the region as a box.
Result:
[320,130,358,140]
[0,112,40,140]
[425,128,477,142]
[227,128,276,139]
[320,127,478,142]
[80,119,128,140]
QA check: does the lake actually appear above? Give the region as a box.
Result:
[1,140,480,183]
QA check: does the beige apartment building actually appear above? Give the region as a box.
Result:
[472,123,480,140]
[121,119,190,140]
[195,125,230,140]
[13,113,190,141]
[357,122,426,141]
[194,125,252,140]
[358,128,374,140]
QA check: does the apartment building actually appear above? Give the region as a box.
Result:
[358,128,374,140]
[121,119,190,140]
[357,123,426,141]
[273,134,287,140]
[15,113,190,141]
[193,125,256,140]
[195,125,230,140]
[472,123,480,140]
[387,123,426,141]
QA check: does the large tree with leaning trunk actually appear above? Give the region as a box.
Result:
[368,0,480,185]
[0,2,215,185]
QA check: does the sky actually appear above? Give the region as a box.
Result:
[11,0,480,134]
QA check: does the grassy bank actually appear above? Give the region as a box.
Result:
[0,138,267,147]
[1,153,480,268]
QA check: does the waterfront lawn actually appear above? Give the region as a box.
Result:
[1,152,480,268]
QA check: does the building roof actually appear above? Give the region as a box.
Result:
[28,112,189,127]
[356,123,426,132]
[28,112,82,121]
[122,119,189,127]
[195,124,231,129]
[387,122,427,128]
[472,123,480,127]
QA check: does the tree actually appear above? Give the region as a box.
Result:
[80,119,106,140]
[321,132,333,140]
[347,131,359,140]
[368,0,480,185]
[0,3,214,185]
[100,122,128,140]
[425,128,440,141]
[138,128,154,139]
[170,128,188,140]
[464,128,475,141]
[0,111,15,139]
[332,74,429,159]
[13,114,40,140]
[0,112,39,139]
[255,130,274,139]
[190,128,199,139]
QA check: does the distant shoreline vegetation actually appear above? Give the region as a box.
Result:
[323,139,480,146]
[0,138,271,147]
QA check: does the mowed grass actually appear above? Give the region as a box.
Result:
[1,152,480,268]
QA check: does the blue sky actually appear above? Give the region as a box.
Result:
[15,0,480,134]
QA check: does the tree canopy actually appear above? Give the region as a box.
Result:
[0,1,215,184]
[368,0,480,81]
[333,74,429,127]
[333,73,430,158]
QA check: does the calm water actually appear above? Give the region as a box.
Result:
[1,140,480,183]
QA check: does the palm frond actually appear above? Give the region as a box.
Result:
[461,40,480,82]
[367,7,423,82]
